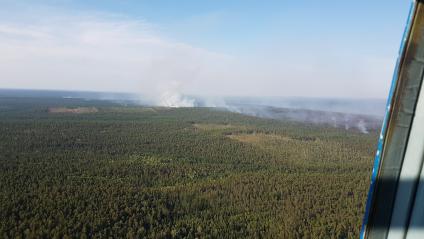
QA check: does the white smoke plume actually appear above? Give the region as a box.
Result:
[356,120,369,134]
[158,90,196,107]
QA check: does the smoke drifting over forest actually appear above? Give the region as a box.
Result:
[0,89,384,134]
[133,93,384,134]
[139,94,384,134]
[0,1,403,136]
[0,5,394,135]
[224,104,382,134]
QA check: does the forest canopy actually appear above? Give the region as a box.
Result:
[0,97,377,238]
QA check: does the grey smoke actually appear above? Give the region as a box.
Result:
[175,95,385,133]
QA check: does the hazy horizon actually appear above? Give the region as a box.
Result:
[0,88,387,117]
[0,0,411,106]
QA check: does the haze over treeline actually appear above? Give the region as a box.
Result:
[0,88,385,134]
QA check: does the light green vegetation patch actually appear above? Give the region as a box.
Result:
[193,123,246,131]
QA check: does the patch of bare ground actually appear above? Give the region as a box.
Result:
[193,123,235,130]
[48,107,98,114]
[105,107,157,113]
[227,133,292,144]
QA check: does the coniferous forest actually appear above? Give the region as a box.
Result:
[0,97,378,238]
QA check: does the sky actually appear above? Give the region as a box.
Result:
[0,0,412,105]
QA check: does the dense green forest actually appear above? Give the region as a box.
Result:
[0,97,377,238]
